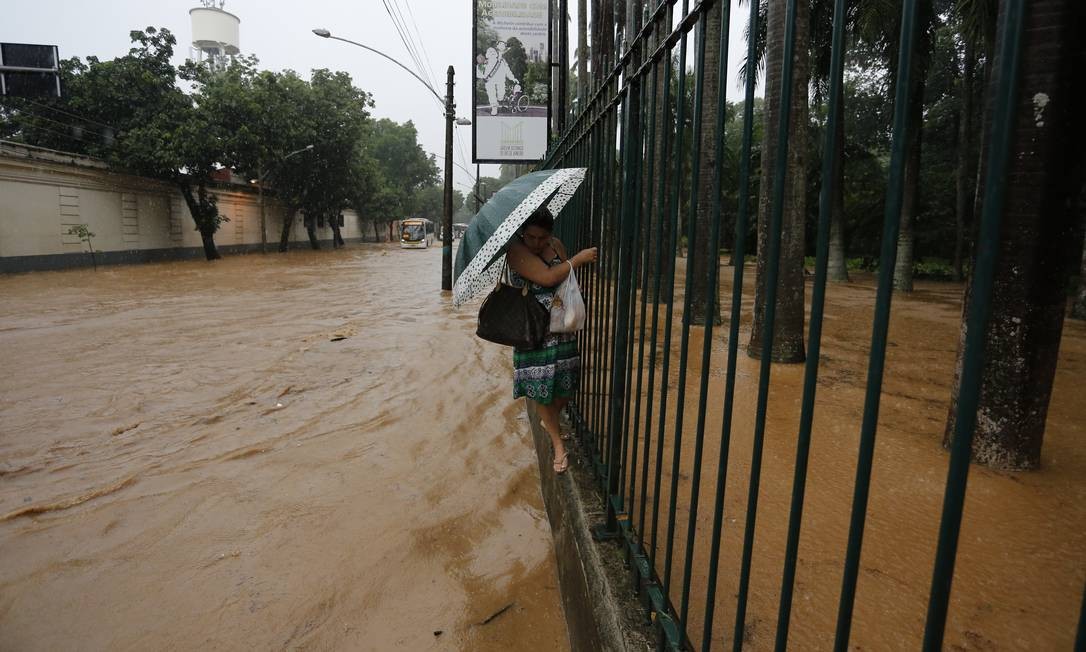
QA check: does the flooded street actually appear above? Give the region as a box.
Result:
[0,245,568,650]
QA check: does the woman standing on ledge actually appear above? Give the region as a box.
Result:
[507,208,598,475]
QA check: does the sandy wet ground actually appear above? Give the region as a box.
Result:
[0,245,568,651]
[609,258,1084,650]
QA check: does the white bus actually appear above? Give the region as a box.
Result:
[400,218,435,249]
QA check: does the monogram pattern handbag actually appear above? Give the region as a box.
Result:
[476,259,550,348]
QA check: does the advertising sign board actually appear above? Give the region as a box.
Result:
[473,0,550,163]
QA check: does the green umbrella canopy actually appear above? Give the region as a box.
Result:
[452,168,586,306]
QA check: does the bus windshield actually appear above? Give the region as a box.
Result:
[402,224,425,241]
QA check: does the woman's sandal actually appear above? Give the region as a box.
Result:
[553,451,570,475]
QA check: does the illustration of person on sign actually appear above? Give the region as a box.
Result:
[476,41,519,116]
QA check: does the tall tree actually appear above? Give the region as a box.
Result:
[952,37,977,281]
[747,0,809,363]
[198,63,316,252]
[366,119,440,216]
[944,0,1086,469]
[689,2,724,325]
[415,184,464,223]
[810,0,851,282]
[6,28,233,260]
[122,29,230,260]
[267,69,372,250]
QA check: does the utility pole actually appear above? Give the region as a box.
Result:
[475,163,481,212]
[442,65,455,291]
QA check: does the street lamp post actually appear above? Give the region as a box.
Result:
[312,28,470,291]
[252,144,313,253]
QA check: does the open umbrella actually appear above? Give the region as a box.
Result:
[453,167,586,307]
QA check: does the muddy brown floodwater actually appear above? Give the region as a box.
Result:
[621,259,1085,650]
[0,245,569,651]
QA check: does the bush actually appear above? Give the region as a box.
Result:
[846,256,878,271]
[914,258,956,280]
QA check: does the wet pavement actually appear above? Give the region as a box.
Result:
[0,245,568,650]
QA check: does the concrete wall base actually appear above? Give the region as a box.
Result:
[525,400,654,652]
[0,238,366,274]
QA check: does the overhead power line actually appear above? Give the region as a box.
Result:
[21,98,117,132]
[381,0,443,110]
[1,104,116,145]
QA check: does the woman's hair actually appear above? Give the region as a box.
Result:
[522,206,554,233]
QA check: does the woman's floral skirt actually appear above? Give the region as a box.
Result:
[513,332,580,405]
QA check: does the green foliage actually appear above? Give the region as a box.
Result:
[354,118,439,223]
[413,184,465,222]
[66,224,97,269]
[914,258,958,280]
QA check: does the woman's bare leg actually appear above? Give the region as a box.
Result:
[534,400,567,472]
[553,396,571,437]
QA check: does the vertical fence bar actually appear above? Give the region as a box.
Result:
[1077,584,1086,651]
[922,1,1025,647]
[833,1,920,648]
[619,107,643,518]
[732,0,800,646]
[591,112,607,459]
[649,27,677,566]
[591,117,606,456]
[636,50,663,544]
[661,0,692,600]
[680,0,732,637]
[629,61,651,528]
[602,84,639,536]
[601,103,620,481]
[674,5,711,634]
[701,0,760,643]
[773,0,846,647]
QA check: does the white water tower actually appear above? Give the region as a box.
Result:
[190,0,240,71]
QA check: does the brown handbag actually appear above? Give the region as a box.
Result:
[476,260,549,348]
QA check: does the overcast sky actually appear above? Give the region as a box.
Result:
[3,1,752,200]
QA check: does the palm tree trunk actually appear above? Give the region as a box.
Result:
[953,39,977,282]
[690,2,723,325]
[893,77,924,293]
[827,78,849,282]
[944,0,1085,470]
[748,0,808,363]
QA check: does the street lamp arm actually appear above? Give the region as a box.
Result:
[257,144,314,183]
[314,31,443,105]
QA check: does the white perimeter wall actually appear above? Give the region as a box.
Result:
[0,145,372,262]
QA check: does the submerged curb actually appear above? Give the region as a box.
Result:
[525,401,653,652]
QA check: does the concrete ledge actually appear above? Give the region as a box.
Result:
[525,401,654,652]
[0,238,366,274]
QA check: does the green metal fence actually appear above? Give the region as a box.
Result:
[540,0,1084,649]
